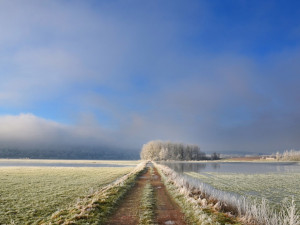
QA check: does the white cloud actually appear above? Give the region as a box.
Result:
[0,1,299,154]
[0,113,144,150]
[0,114,67,146]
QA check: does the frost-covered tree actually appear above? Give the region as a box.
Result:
[274,149,300,161]
[140,140,206,161]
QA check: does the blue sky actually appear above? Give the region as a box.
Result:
[0,0,300,153]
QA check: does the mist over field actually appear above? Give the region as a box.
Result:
[0,114,140,159]
[1,1,300,158]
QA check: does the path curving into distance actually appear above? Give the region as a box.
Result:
[107,163,186,225]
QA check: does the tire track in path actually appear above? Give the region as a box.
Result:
[151,166,186,225]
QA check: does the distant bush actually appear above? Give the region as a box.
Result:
[140,140,206,161]
[211,152,221,160]
[275,149,300,161]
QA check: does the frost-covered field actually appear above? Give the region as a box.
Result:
[0,159,140,167]
[185,171,300,209]
[159,161,300,224]
[0,166,134,224]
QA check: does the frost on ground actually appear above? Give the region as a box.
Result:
[0,162,146,225]
[139,181,156,225]
[41,161,147,225]
[0,166,135,224]
[185,171,300,210]
[155,163,300,225]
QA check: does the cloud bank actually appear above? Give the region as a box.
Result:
[0,1,300,155]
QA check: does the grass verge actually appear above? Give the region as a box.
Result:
[154,162,241,225]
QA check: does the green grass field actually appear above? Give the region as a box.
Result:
[185,171,300,209]
[0,166,135,224]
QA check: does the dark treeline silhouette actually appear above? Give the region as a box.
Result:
[0,146,139,160]
[211,152,221,160]
[140,140,208,161]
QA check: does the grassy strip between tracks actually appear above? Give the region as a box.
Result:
[139,167,156,225]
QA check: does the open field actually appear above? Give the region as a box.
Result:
[0,159,140,166]
[221,157,262,161]
[157,162,300,225]
[1,160,298,225]
[185,171,300,209]
[0,166,135,224]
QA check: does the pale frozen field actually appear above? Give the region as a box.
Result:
[0,166,134,224]
[185,171,300,209]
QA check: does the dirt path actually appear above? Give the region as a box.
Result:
[107,167,151,225]
[107,164,186,225]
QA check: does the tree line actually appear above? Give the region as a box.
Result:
[140,140,218,161]
[0,146,139,160]
[274,149,300,161]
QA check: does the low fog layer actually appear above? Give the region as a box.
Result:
[0,114,139,159]
[1,114,109,147]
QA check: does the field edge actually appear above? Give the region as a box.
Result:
[39,161,147,225]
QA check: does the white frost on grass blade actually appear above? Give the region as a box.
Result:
[100,161,147,191]
[155,163,300,225]
[139,181,156,225]
[154,163,233,225]
[0,166,135,225]
[185,171,300,210]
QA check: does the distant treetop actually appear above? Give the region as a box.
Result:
[140,140,206,161]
